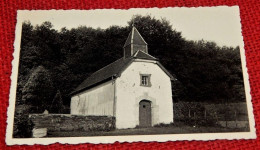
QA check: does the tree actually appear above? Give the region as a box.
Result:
[50,90,65,113]
[128,15,185,61]
[22,66,55,113]
[33,21,61,68]
[18,15,246,109]
[16,22,35,104]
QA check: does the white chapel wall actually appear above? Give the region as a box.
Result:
[71,80,115,116]
[115,60,173,129]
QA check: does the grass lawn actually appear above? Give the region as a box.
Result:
[47,123,249,137]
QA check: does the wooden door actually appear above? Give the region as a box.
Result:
[139,100,152,127]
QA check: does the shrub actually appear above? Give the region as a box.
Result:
[154,122,174,127]
[174,102,218,127]
[13,105,34,138]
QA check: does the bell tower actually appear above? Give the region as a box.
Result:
[123,26,148,58]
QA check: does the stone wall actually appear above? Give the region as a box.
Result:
[29,114,115,132]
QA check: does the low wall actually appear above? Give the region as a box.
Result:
[29,114,115,132]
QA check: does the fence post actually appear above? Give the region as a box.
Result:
[225,111,227,127]
[215,112,218,122]
[235,110,237,128]
[194,112,196,126]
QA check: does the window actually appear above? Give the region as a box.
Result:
[140,74,151,87]
[142,76,148,85]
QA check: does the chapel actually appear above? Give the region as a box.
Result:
[71,26,174,128]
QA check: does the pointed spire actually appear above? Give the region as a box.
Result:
[132,20,135,27]
[123,26,148,58]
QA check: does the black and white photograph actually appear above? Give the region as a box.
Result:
[6,6,256,145]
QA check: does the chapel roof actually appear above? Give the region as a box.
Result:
[71,51,159,95]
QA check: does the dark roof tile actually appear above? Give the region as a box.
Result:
[72,57,133,94]
[124,27,147,47]
[134,50,157,60]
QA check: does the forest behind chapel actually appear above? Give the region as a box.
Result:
[17,15,246,113]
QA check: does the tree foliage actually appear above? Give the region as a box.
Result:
[17,15,246,107]
[13,105,34,138]
[22,66,55,113]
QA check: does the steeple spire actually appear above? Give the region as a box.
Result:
[123,26,148,58]
[132,20,135,27]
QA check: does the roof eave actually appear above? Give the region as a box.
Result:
[133,57,158,61]
[70,75,118,96]
[156,62,175,80]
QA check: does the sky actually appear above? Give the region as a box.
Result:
[18,6,243,47]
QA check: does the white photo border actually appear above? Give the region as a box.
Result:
[6,7,256,145]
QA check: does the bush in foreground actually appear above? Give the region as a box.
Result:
[13,104,34,138]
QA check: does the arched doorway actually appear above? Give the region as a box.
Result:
[139,100,152,127]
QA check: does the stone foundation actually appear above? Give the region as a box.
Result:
[29,114,115,132]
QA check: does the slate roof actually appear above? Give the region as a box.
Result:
[123,27,147,47]
[134,50,157,60]
[71,57,132,95]
[71,51,167,95]
[71,26,174,96]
